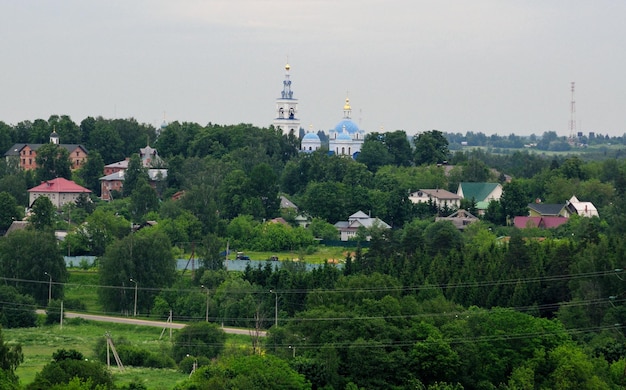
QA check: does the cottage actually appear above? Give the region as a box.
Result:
[334,211,391,241]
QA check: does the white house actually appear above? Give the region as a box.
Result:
[334,211,391,241]
[409,189,462,209]
[28,178,91,208]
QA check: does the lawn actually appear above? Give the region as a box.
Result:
[65,270,102,312]
[233,245,362,264]
[5,319,255,389]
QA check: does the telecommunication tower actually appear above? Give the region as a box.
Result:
[568,82,576,144]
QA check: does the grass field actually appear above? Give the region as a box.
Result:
[6,319,187,388]
[5,319,255,389]
[233,245,360,264]
[65,270,102,312]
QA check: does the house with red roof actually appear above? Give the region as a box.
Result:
[28,178,91,208]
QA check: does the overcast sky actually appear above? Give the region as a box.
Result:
[1,1,625,137]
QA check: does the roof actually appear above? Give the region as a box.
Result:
[105,157,156,170]
[280,195,298,209]
[435,209,479,229]
[105,160,129,170]
[565,195,599,218]
[100,169,168,182]
[527,203,565,216]
[411,189,461,200]
[28,178,91,194]
[514,216,569,229]
[334,119,359,134]
[302,132,320,141]
[5,143,88,156]
[457,182,501,202]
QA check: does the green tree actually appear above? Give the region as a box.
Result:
[414,130,449,165]
[171,322,226,363]
[0,326,23,389]
[301,181,349,223]
[48,115,81,144]
[75,209,131,256]
[26,349,113,390]
[77,150,104,195]
[500,180,530,221]
[28,196,56,231]
[0,286,37,328]
[178,354,311,390]
[308,217,339,240]
[123,154,148,197]
[0,229,68,306]
[423,221,463,257]
[357,134,394,172]
[35,143,72,181]
[129,177,159,222]
[0,192,22,232]
[98,228,175,313]
[249,163,280,220]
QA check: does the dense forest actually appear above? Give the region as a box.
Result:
[1,115,626,388]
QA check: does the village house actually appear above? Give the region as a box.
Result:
[334,211,391,241]
[28,177,91,208]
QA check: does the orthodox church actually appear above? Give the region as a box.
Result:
[327,97,365,158]
[274,64,365,158]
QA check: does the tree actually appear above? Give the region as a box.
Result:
[357,135,394,172]
[26,349,113,390]
[0,326,23,389]
[28,196,56,231]
[35,143,72,181]
[74,209,131,256]
[248,163,280,220]
[171,322,226,363]
[0,229,68,306]
[129,177,159,222]
[77,150,104,195]
[414,130,449,165]
[0,286,37,328]
[177,354,311,390]
[308,217,339,240]
[500,180,530,221]
[0,192,22,232]
[123,154,148,197]
[423,221,463,257]
[98,228,175,313]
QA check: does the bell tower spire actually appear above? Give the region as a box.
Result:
[273,63,300,136]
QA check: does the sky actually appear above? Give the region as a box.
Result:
[1,1,625,137]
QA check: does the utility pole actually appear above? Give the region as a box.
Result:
[201,285,209,322]
[44,272,52,305]
[270,289,278,327]
[130,278,138,317]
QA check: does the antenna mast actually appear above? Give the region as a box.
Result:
[568,82,576,144]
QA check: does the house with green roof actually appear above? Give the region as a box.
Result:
[456,182,503,215]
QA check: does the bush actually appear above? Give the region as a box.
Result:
[172,322,226,362]
[178,355,212,374]
[0,286,37,328]
[26,349,113,390]
[93,337,175,369]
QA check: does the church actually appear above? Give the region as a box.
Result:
[273,64,365,158]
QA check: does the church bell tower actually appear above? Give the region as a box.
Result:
[273,63,300,135]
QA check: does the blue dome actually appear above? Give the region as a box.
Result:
[302,132,320,141]
[334,119,359,134]
[337,132,352,141]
